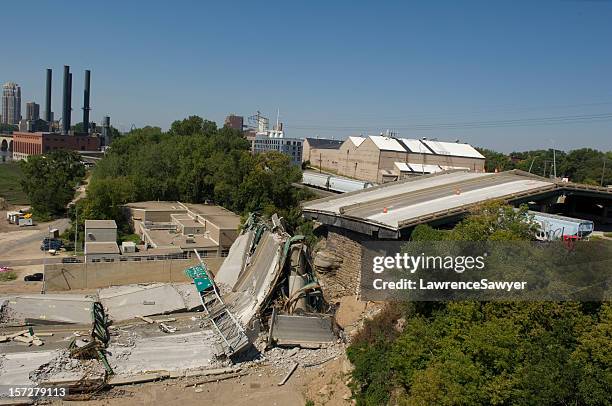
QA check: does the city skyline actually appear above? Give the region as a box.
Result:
[0,1,611,152]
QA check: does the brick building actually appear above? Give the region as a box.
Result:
[224,114,244,131]
[12,131,100,160]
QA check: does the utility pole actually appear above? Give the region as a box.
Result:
[549,139,557,179]
[528,157,535,173]
[74,204,78,256]
[601,158,607,187]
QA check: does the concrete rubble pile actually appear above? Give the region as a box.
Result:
[0,213,342,400]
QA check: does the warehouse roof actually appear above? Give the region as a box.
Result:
[305,138,344,149]
[302,170,572,238]
[421,139,485,159]
[398,138,433,154]
[368,135,406,152]
[347,136,366,147]
[407,163,445,174]
[393,162,443,174]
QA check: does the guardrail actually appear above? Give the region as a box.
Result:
[62,251,228,264]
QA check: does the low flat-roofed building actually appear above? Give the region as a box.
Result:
[124,201,240,257]
[84,219,117,242]
[84,241,120,262]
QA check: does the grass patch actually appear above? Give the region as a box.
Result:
[604,232,612,238]
[119,233,142,244]
[0,162,28,205]
[0,271,17,282]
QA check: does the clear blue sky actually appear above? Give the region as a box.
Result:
[1,0,611,152]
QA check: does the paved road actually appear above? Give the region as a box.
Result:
[0,217,70,263]
[0,257,64,267]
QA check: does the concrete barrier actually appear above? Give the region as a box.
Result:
[43,257,225,291]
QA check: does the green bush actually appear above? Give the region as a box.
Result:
[0,271,17,282]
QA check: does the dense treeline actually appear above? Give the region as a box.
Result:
[477,147,612,185]
[349,301,610,405]
[19,150,85,219]
[74,116,311,235]
[347,202,611,405]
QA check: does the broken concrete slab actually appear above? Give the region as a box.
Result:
[277,361,299,386]
[270,314,336,348]
[7,330,29,339]
[0,399,34,405]
[108,372,169,386]
[222,231,285,326]
[137,316,154,324]
[99,284,186,322]
[13,335,33,344]
[3,294,95,324]
[0,350,59,388]
[106,330,222,375]
[183,366,241,378]
[214,231,253,290]
[173,283,203,311]
[184,372,249,387]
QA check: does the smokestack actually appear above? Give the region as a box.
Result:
[45,69,52,122]
[82,70,91,134]
[102,116,111,146]
[62,65,71,134]
[68,73,72,130]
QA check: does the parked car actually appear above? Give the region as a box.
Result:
[40,238,63,251]
[24,273,43,282]
[0,266,12,273]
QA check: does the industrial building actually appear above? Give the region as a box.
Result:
[303,135,486,183]
[84,219,120,262]
[124,201,241,257]
[1,82,21,125]
[8,66,111,160]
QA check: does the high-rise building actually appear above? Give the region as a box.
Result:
[25,102,40,121]
[224,114,244,131]
[2,82,21,125]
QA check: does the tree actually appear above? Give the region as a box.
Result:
[19,151,85,219]
[80,116,311,232]
[476,148,515,172]
[0,123,17,134]
[169,115,218,135]
[411,201,536,242]
[347,203,610,406]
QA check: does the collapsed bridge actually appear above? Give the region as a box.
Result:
[302,169,612,239]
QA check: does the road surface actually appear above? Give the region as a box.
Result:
[0,217,70,264]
